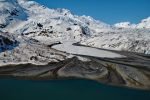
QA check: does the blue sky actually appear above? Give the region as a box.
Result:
[34,0,150,24]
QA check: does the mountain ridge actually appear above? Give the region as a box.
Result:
[0,0,150,54]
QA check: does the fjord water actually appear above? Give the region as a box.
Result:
[0,79,150,100]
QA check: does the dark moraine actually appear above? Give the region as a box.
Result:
[0,79,150,100]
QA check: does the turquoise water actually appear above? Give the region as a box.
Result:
[0,79,150,100]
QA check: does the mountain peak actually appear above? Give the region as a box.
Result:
[137,17,150,28]
[114,17,150,29]
[0,0,27,28]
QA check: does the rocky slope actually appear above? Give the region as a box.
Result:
[0,31,18,52]
[0,31,68,66]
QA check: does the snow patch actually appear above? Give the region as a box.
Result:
[52,41,125,58]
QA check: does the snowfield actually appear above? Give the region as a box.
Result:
[52,41,125,58]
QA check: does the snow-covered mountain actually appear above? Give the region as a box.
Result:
[0,0,27,29]
[0,0,111,41]
[1,0,150,90]
[137,17,150,29]
[0,0,150,55]
[114,17,150,29]
[114,22,136,29]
